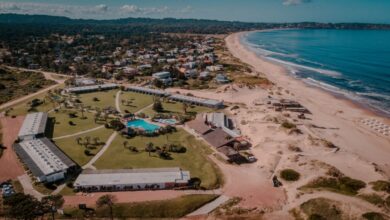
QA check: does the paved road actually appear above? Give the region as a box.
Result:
[18,174,45,200]
[82,132,117,169]
[187,195,230,216]
[53,125,104,140]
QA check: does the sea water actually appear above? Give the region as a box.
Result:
[243,29,390,117]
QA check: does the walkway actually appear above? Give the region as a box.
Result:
[53,125,104,140]
[82,132,117,169]
[115,90,122,113]
[17,174,45,200]
[187,195,230,217]
[135,103,153,114]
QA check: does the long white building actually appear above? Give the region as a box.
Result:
[18,112,48,140]
[74,167,190,192]
[65,83,118,94]
[14,138,76,183]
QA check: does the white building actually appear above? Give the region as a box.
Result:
[14,138,76,183]
[74,168,190,192]
[18,112,48,141]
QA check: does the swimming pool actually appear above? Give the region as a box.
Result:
[127,119,160,132]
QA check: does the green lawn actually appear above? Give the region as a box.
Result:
[119,91,154,114]
[62,194,218,219]
[76,89,118,110]
[141,100,212,117]
[94,129,222,189]
[4,84,64,116]
[49,109,101,138]
[53,127,114,166]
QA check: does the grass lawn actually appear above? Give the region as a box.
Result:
[62,194,218,219]
[76,89,118,110]
[53,127,114,166]
[94,129,222,189]
[49,109,101,138]
[141,100,212,117]
[4,84,64,116]
[119,91,154,113]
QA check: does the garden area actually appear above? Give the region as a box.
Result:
[141,99,211,118]
[119,91,154,113]
[76,90,118,110]
[94,128,222,189]
[53,127,114,166]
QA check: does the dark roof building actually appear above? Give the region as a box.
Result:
[202,128,235,148]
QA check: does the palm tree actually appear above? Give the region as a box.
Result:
[79,104,86,119]
[145,142,154,157]
[84,136,91,148]
[76,137,82,145]
[182,103,188,114]
[123,140,128,149]
[96,194,116,220]
[93,137,100,146]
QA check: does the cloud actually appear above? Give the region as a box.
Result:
[95,4,108,12]
[121,5,140,13]
[0,3,21,11]
[283,0,312,6]
[120,4,169,15]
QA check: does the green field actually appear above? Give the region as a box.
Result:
[141,100,212,117]
[49,109,101,138]
[54,127,114,166]
[76,90,118,110]
[94,129,222,189]
[119,91,154,113]
[62,194,218,218]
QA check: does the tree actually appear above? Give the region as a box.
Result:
[3,193,44,219]
[76,137,82,145]
[93,137,100,146]
[42,195,64,220]
[84,136,91,148]
[123,140,128,149]
[153,99,164,112]
[145,142,154,157]
[182,103,188,114]
[96,194,117,220]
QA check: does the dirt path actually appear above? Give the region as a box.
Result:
[115,90,122,113]
[0,116,25,182]
[53,125,104,140]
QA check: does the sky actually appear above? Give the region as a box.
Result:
[0,0,390,23]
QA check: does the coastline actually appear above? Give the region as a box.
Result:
[225,31,390,167]
[236,30,390,119]
[227,30,390,121]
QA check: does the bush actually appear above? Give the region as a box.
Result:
[371,180,390,193]
[359,193,385,206]
[302,176,366,195]
[280,169,300,181]
[281,121,296,129]
[362,212,386,220]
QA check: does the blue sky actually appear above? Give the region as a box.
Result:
[0,0,390,23]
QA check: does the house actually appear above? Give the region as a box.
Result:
[74,168,190,192]
[202,128,235,148]
[206,65,223,72]
[137,64,152,71]
[217,146,245,163]
[205,112,241,138]
[186,115,213,135]
[199,71,210,80]
[185,69,198,79]
[74,78,97,86]
[152,71,172,86]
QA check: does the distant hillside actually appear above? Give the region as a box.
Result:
[0,13,389,35]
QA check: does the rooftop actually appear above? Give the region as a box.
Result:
[170,94,223,107]
[74,167,190,187]
[65,83,118,93]
[126,86,170,96]
[14,138,75,177]
[18,112,48,138]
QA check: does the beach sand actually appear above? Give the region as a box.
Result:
[168,32,390,217]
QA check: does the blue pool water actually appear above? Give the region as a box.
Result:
[127,119,160,132]
[243,29,390,117]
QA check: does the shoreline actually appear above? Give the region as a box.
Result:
[236,29,390,119]
[227,30,390,121]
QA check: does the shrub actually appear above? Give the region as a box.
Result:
[280,169,300,181]
[302,176,366,195]
[281,121,296,129]
[362,212,386,220]
[371,180,390,193]
[359,193,385,206]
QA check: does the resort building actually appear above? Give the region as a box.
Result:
[126,86,170,97]
[205,112,241,138]
[169,94,224,109]
[202,128,235,148]
[14,138,76,183]
[74,168,190,192]
[18,112,48,141]
[65,83,118,94]
[152,71,172,85]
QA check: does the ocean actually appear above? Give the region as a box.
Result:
[243,29,390,117]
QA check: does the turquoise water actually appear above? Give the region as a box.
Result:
[244,29,390,117]
[127,119,160,132]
